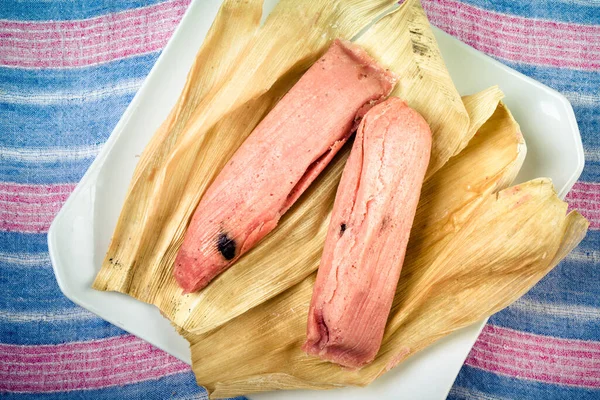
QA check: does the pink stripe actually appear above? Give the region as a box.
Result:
[0,183,76,195]
[423,0,600,70]
[480,325,600,352]
[473,336,600,369]
[0,220,50,233]
[0,335,191,392]
[0,0,189,68]
[0,183,75,233]
[1,362,189,392]
[567,182,600,202]
[465,355,600,387]
[568,200,600,211]
[0,191,71,204]
[1,210,55,224]
[1,200,64,215]
[568,190,600,202]
[564,182,599,229]
[423,0,600,38]
[465,325,600,387]
[470,347,600,377]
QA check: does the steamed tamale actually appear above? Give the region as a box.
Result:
[94,0,471,336]
[174,39,397,293]
[304,97,431,368]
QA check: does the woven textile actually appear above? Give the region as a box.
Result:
[0,0,598,398]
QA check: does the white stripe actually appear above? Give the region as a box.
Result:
[559,0,600,6]
[0,0,185,28]
[0,198,66,206]
[449,386,509,400]
[0,78,143,105]
[567,248,600,264]
[584,148,600,163]
[510,297,600,320]
[0,209,58,217]
[563,92,600,107]
[0,187,75,197]
[0,252,49,267]
[570,187,600,194]
[3,219,54,225]
[568,199,600,208]
[0,308,97,323]
[0,144,102,162]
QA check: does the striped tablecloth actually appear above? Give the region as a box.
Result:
[1,0,598,399]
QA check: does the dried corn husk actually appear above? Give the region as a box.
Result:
[94,0,265,292]
[185,100,525,386]
[94,0,397,298]
[356,0,470,177]
[94,0,477,334]
[186,135,587,398]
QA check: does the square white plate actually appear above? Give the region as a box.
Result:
[48,0,584,399]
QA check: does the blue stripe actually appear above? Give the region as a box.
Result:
[1,157,96,184]
[489,302,600,341]
[450,365,600,400]
[488,233,600,341]
[0,53,158,94]
[0,371,229,400]
[0,95,134,148]
[1,315,125,345]
[0,232,48,253]
[524,259,600,308]
[0,263,77,313]
[574,106,600,148]
[460,0,600,25]
[580,162,600,182]
[0,0,168,21]
[502,61,600,96]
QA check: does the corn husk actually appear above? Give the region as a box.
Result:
[94,0,397,299]
[185,102,587,396]
[356,0,471,177]
[94,0,476,334]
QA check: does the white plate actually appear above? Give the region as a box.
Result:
[48,0,584,399]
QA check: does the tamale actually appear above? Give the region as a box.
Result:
[174,39,397,293]
[189,99,524,387]
[94,0,399,320]
[304,97,431,368]
[95,0,473,336]
[187,107,587,398]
